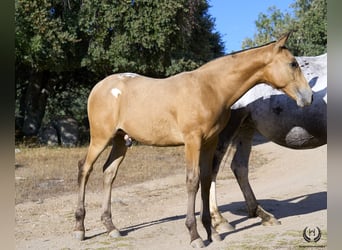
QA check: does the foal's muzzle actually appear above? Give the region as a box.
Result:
[296,88,313,107]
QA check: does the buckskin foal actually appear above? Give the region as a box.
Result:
[74,33,312,248]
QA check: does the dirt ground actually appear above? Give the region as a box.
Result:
[15,141,327,250]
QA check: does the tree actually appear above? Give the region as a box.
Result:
[290,0,327,55]
[77,0,224,77]
[15,0,81,136]
[15,0,224,141]
[242,6,293,49]
[242,0,327,56]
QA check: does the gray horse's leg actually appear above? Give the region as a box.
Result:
[231,121,280,225]
[101,135,128,237]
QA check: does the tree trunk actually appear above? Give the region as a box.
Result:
[22,71,49,136]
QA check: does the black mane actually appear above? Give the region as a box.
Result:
[226,40,277,56]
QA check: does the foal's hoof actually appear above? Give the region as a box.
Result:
[190,238,205,248]
[108,229,121,238]
[215,221,235,233]
[73,230,85,241]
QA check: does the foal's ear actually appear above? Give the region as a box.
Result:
[274,32,291,52]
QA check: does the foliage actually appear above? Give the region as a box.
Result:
[42,76,91,125]
[15,0,81,72]
[242,6,293,47]
[242,0,327,56]
[77,0,224,77]
[15,0,225,141]
[290,0,327,55]
[78,0,183,77]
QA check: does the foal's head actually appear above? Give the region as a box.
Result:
[263,33,313,107]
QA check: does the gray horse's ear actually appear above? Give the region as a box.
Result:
[274,32,291,51]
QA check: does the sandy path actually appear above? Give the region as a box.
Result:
[15,142,327,249]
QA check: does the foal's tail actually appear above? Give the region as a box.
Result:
[87,77,124,139]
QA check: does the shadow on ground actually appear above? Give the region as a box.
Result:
[83,191,326,239]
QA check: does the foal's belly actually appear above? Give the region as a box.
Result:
[119,115,185,146]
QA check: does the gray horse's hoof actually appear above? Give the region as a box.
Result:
[212,232,223,242]
[73,230,85,241]
[108,229,121,238]
[190,238,205,248]
[215,221,235,233]
[262,217,281,226]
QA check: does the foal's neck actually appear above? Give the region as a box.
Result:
[198,46,272,108]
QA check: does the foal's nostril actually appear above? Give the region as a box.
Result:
[307,90,313,105]
[297,88,313,107]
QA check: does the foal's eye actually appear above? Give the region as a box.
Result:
[290,60,299,69]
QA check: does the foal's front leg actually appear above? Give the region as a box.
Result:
[184,136,204,248]
[199,138,222,243]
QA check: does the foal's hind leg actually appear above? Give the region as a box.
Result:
[231,122,280,226]
[74,137,109,240]
[101,135,127,238]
